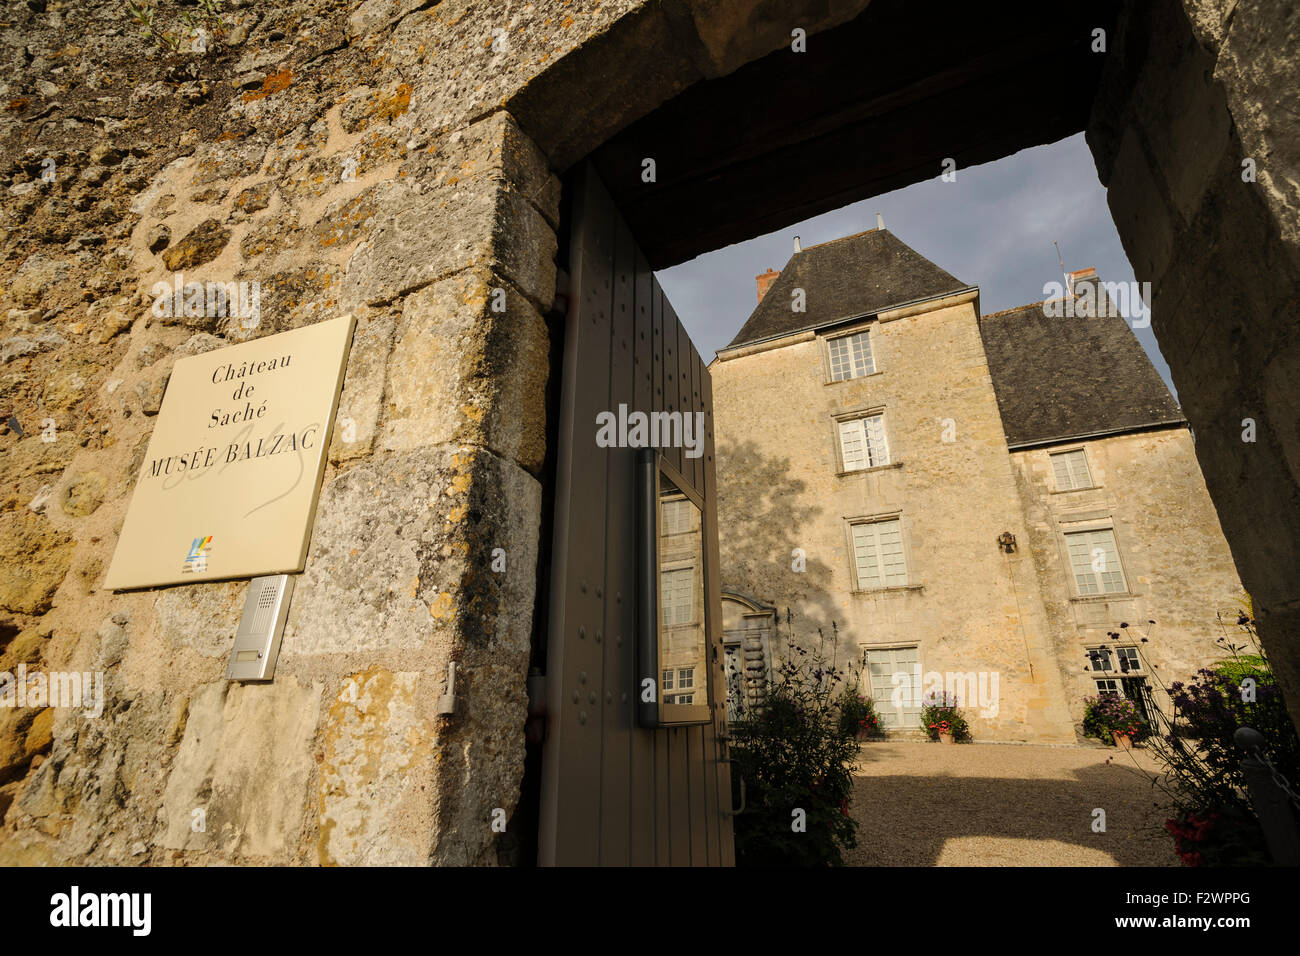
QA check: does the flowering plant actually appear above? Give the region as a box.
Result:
[919,691,970,741]
[837,688,881,739]
[1082,694,1148,743]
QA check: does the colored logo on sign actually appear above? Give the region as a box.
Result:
[182,536,213,573]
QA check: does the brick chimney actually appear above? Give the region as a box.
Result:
[1067,267,1097,294]
[756,267,779,303]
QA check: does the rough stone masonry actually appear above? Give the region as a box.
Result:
[0,0,583,866]
[1,0,1298,865]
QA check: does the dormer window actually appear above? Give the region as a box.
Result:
[828,330,875,381]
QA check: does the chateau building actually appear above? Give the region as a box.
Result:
[711,229,1245,741]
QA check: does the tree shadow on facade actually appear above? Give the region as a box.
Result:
[715,438,860,673]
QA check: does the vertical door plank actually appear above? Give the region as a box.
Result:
[540,166,614,865]
[629,248,657,865]
[598,207,636,865]
[650,279,672,865]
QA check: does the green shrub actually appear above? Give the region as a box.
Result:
[836,688,881,739]
[729,644,860,866]
[919,691,970,741]
[1139,612,1300,865]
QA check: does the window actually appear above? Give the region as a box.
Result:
[661,498,693,535]
[828,330,875,381]
[1066,528,1127,595]
[1087,648,1113,672]
[864,646,920,729]
[677,668,695,689]
[661,567,694,625]
[1051,449,1093,490]
[838,414,890,471]
[851,519,908,590]
[662,669,674,691]
[1095,678,1122,696]
[1091,646,1142,675]
[667,693,695,705]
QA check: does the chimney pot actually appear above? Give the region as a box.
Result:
[793,235,802,254]
[876,212,885,230]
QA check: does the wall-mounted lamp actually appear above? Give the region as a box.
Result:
[998,532,1017,554]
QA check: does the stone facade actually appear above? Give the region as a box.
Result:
[1010,428,1247,730]
[710,234,1246,742]
[711,285,1078,741]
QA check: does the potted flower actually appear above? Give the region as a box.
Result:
[837,688,882,741]
[1082,694,1148,748]
[919,691,971,743]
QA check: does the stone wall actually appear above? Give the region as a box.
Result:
[1087,0,1300,726]
[1010,428,1247,729]
[0,0,629,865]
[711,297,1077,741]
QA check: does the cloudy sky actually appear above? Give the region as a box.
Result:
[656,131,1176,398]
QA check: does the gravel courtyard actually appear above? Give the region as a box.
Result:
[845,741,1178,866]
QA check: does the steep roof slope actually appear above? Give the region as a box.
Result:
[726,229,972,349]
[978,299,1184,447]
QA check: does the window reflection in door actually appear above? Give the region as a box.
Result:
[658,475,707,719]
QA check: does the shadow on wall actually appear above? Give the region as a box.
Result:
[716,438,859,675]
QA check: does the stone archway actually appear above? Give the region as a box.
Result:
[507,0,1300,731]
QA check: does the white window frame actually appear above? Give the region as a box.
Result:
[825,328,876,382]
[661,497,693,535]
[863,645,921,729]
[660,565,695,626]
[1051,448,1094,491]
[1064,526,1129,596]
[849,517,909,591]
[677,667,695,690]
[662,669,674,691]
[1094,678,1122,696]
[1114,646,1142,673]
[837,412,891,472]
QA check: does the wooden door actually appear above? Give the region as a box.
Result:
[537,163,735,866]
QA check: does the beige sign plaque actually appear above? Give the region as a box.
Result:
[104,314,356,590]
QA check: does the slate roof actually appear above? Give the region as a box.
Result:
[725,229,972,349]
[978,298,1185,448]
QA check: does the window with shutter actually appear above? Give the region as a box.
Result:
[1051,449,1093,490]
[838,414,890,471]
[828,331,875,381]
[851,518,908,589]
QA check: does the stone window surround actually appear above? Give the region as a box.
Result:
[830,403,901,475]
[1048,444,1099,493]
[819,317,881,385]
[1053,510,1139,602]
[1086,643,1144,674]
[842,508,924,594]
